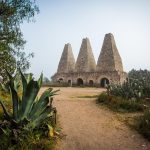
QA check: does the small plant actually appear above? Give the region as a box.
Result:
[0,69,59,148]
[136,109,150,140]
[97,92,109,103]
[97,92,144,112]
[77,95,98,98]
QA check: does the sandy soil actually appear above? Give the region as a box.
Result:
[40,87,150,150]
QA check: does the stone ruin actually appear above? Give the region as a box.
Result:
[51,33,127,87]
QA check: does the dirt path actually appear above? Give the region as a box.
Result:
[41,87,150,150]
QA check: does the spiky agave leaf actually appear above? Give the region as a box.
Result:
[18,97,22,111]
[29,88,59,119]
[27,73,33,84]
[19,80,40,120]
[19,68,27,101]
[9,84,19,121]
[28,106,53,129]
[38,88,53,102]
[14,80,20,92]
[29,97,49,120]
[0,99,11,120]
[30,96,39,110]
[29,88,53,118]
[6,70,19,121]
[49,89,60,97]
[1,69,58,131]
[38,72,43,88]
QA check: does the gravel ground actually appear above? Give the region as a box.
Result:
[40,87,150,150]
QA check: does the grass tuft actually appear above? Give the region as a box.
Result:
[97,92,150,141]
[97,92,145,113]
[135,109,150,140]
[77,95,98,98]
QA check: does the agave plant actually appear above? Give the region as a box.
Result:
[0,69,59,130]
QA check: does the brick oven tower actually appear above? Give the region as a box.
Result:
[97,33,123,72]
[75,38,96,72]
[57,43,75,73]
[51,34,127,86]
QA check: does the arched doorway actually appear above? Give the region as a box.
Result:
[58,78,63,83]
[68,80,72,86]
[77,78,84,86]
[89,80,94,86]
[100,78,109,87]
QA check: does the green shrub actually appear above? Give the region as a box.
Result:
[0,118,56,149]
[97,93,144,112]
[112,98,144,112]
[0,69,59,149]
[109,79,144,100]
[136,109,150,140]
[97,92,109,103]
[109,69,150,100]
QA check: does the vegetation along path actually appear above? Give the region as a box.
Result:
[41,87,150,150]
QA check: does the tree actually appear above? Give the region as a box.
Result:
[0,0,39,82]
[0,50,16,82]
[43,77,50,84]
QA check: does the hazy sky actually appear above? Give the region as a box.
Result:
[21,0,150,79]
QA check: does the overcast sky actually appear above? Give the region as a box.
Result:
[21,0,150,79]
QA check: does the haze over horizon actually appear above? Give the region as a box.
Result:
[21,0,150,79]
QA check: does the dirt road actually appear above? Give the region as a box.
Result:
[41,87,150,150]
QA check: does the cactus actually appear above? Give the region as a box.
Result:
[109,69,150,100]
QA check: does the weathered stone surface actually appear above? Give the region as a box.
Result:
[97,33,123,72]
[57,43,75,73]
[75,38,96,72]
[52,34,127,87]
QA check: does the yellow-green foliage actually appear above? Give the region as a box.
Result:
[0,91,11,115]
[0,90,10,102]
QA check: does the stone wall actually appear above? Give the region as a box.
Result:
[51,71,127,86]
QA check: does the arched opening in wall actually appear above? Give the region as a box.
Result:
[77,78,84,86]
[58,78,63,83]
[68,80,72,86]
[89,80,94,86]
[100,78,109,88]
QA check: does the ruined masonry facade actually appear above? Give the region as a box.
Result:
[51,33,127,87]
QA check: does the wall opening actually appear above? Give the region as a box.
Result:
[100,78,109,87]
[89,80,94,86]
[58,78,63,83]
[68,80,72,86]
[77,78,84,86]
